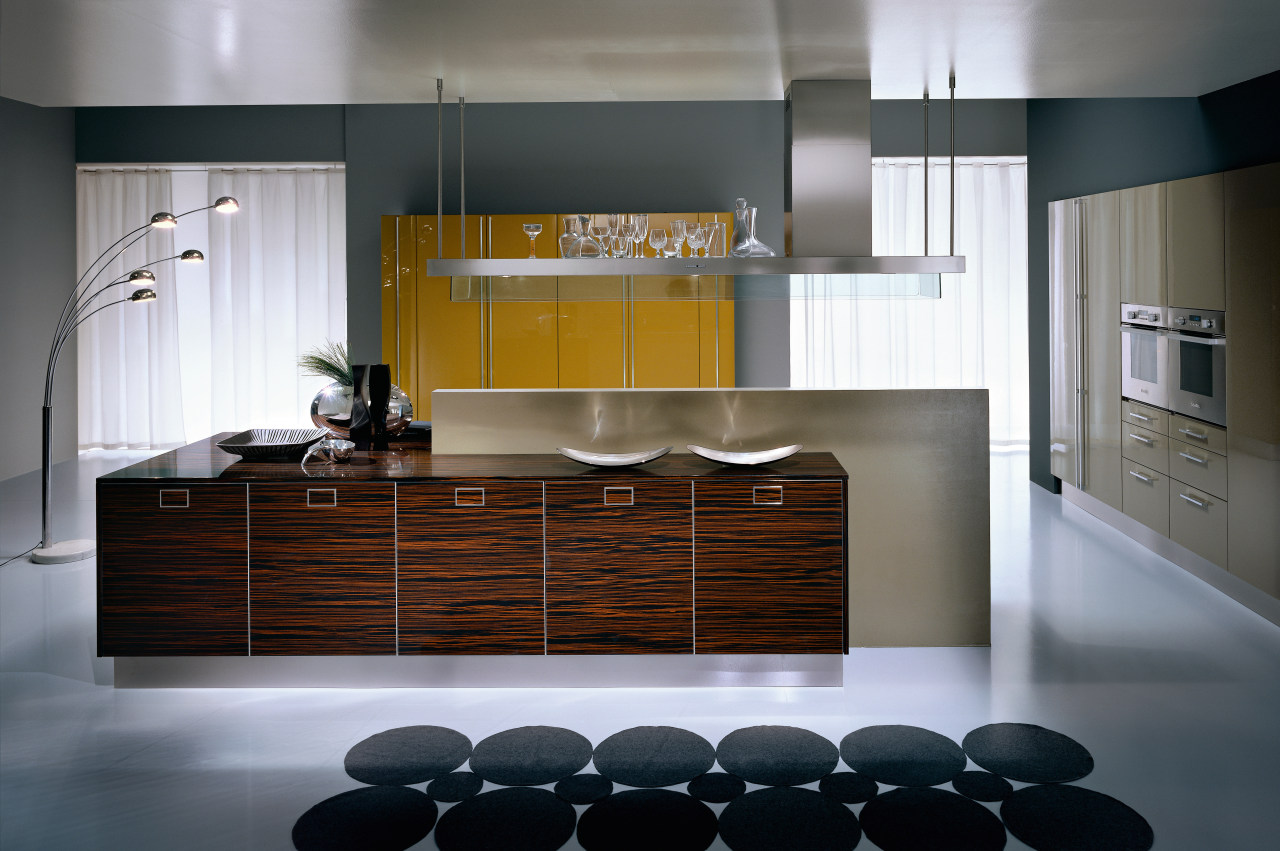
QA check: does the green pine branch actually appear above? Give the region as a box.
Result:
[298,340,353,386]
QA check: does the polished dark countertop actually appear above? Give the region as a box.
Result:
[98,434,848,482]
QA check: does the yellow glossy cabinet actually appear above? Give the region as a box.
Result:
[485,214,559,390]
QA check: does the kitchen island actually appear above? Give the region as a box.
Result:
[98,437,849,687]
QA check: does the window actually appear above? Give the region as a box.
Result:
[76,165,346,449]
[790,156,1028,444]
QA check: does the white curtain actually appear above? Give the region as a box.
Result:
[77,165,347,448]
[789,156,1029,444]
[76,169,186,449]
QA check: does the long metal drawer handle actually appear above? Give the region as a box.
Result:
[1179,493,1208,509]
[1127,470,1154,484]
[1128,433,1155,447]
[1127,411,1153,422]
[1177,451,1208,466]
[1178,428,1208,442]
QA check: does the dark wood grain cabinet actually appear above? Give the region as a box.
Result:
[693,479,846,653]
[97,440,847,658]
[98,482,248,655]
[397,480,546,654]
[248,482,396,655]
[544,479,694,654]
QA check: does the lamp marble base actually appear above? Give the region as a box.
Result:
[31,539,96,564]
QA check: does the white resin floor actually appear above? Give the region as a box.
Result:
[2,448,1279,850]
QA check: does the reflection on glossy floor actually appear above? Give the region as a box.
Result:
[2,449,1279,849]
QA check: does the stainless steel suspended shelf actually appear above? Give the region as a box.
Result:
[426,255,965,277]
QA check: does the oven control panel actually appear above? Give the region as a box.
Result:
[1169,308,1225,336]
[1121,303,1167,328]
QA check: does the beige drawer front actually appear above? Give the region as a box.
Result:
[1169,484,1228,567]
[1168,438,1228,499]
[1122,399,1168,436]
[1168,414,1227,456]
[1122,460,1169,537]
[1121,424,1168,474]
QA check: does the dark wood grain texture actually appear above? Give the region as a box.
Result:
[694,479,846,654]
[397,480,546,654]
[248,482,396,655]
[97,482,248,655]
[545,479,693,654]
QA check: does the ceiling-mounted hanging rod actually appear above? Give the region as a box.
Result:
[436,78,443,259]
[460,96,466,259]
[923,89,929,257]
[950,72,956,257]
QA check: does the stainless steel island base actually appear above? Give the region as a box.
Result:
[113,653,843,689]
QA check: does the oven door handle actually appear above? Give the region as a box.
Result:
[1167,331,1226,346]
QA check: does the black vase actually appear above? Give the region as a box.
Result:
[348,364,392,451]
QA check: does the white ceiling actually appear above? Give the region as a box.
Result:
[3,0,1278,107]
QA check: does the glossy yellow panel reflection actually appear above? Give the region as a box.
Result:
[379,212,736,409]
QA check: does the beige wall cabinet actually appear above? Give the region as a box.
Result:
[1225,162,1280,599]
[1167,173,1226,310]
[1122,459,1170,537]
[1119,182,1167,306]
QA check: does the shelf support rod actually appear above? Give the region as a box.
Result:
[923,89,929,256]
[459,96,466,259]
[950,72,956,257]
[436,78,443,259]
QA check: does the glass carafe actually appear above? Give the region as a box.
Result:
[565,214,605,258]
[729,197,777,257]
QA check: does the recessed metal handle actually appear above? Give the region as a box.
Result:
[753,485,783,505]
[604,487,634,506]
[1179,493,1208,509]
[1177,451,1208,466]
[307,488,337,507]
[1128,433,1155,447]
[1127,470,1154,484]
[455,487,485,506]
[159,489,189,508]
[1127,411,1153,422]
[1178,427,1209,442]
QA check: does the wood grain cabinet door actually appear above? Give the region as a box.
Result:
[98,482,248,656]
[545,479,693,654]
[397,480,546,654]
[694,480,846,654]
[248,482,396,655]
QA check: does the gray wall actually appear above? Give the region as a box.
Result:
[1,98,77,480]
[343,101,789,384]
[1025,70,1280,491]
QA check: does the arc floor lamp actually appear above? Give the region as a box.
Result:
[31,196,240,564]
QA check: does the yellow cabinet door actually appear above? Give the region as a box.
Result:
[485,214,559,390]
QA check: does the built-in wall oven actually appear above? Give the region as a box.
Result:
[1121,303,1169,410]
[1167,308,1227,427]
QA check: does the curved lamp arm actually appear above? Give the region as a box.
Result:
[44,290,157,407]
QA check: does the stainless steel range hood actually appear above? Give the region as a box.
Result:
[427,79,963,286]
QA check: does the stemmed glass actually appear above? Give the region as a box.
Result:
[631,214,649,258]
[620,221,638,257]
[669,219,688,258]
[686,225,706,258]
[648,228,668,258]
[589,224,611,256]
[522,223,542,259]
[606,214,621,244]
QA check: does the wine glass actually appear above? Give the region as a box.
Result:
[631,214,649,257]
[669,219,687,257]
[606,213,621,243]
[686,225,706,258]
[589,224,611,256]
[522,223,542,259]
[648,228,668,258]
[620,222,638,257]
